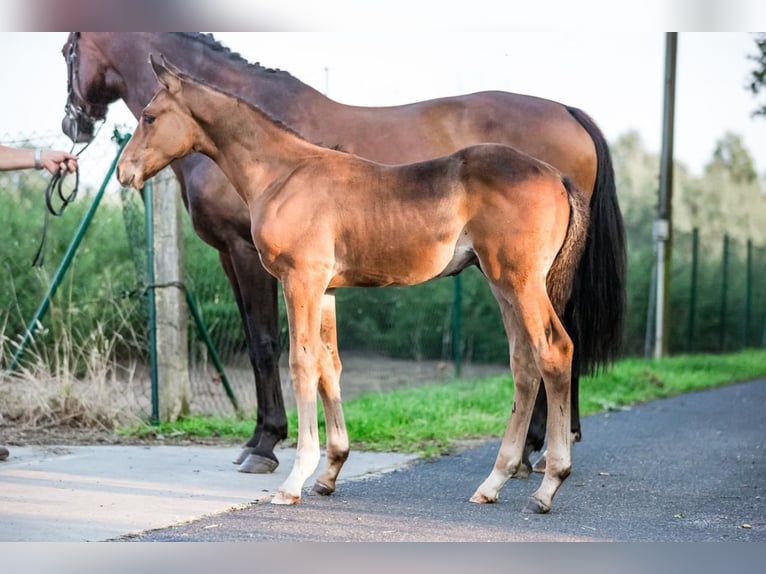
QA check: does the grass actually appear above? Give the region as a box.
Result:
[123,348,766,456]
[1,299,146,431]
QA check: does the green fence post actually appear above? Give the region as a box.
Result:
[744,239,752,348]
[687,227,698,352]
[143,179,160,426]
[719,234,729,352]
[452,274,463,378]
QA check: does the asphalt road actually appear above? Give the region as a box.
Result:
[128,378,766,542]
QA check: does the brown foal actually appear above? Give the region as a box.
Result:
[118,56,589,513]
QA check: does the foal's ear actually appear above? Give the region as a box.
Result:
[149,53,182,95]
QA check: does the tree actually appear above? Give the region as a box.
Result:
[748,33,766,117]
[707,132,758,185]
[699,132,765,244]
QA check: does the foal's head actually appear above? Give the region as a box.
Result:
[117,55,199,190]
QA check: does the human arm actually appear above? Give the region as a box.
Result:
[0,145,78,175]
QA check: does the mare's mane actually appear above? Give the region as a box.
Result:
[164,35,344,153]
[171,33,291,78]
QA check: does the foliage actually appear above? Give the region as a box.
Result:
[0,175,146,371]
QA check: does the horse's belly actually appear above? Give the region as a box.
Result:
[331,233,474,288]
[435,233,476,278]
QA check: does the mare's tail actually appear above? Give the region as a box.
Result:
[565,106,626,376]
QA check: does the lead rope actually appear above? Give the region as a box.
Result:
[31,134,97,267]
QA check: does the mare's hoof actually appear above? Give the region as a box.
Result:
[271,490,300,505]
[239,453,279,474]
[522,497,551,514]
[311,481,335,496]
[515,462,532,479]
[233,446,255,465]
[532,453,547,474]
[0,446,9,461]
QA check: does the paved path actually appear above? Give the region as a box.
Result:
[129,379,766,541]
[0,444,416,541]
[2,379,764,542]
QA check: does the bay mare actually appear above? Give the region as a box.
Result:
[117,57,590,513]
[63,33,625,475]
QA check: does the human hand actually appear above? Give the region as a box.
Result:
[39,149,78,175]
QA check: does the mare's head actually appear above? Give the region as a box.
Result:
[117,55,199,190]
[61,32,115,143]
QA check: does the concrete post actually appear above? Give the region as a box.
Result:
[152,168,190,420]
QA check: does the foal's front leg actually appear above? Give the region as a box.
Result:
[272,274,326,505]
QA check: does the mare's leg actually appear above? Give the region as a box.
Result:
[217,244,287,473]
[570,337,582,442]
[523,384,547,476]
[272,274,325,505]
[470,292,541,503]
[311,290,350,496]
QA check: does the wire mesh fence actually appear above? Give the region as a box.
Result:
[668,229,766,353]
[2,127,765,424]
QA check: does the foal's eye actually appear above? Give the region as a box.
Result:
[143,114,156,125]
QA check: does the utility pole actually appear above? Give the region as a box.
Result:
[653,32,678,359]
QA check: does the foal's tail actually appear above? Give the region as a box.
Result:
[566,106,626,375]
[546,178,589,319]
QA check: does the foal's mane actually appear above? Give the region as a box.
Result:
[170,63,340,151]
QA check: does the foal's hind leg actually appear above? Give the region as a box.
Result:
[470,294,541,503]
[471,283,573,513]
[517,291,573,514]
[530,354,581,474]
[312,290,350,496]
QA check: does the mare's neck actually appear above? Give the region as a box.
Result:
[104,33,329,125]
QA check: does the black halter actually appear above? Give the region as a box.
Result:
[62,32,102,145]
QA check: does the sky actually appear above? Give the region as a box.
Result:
[0,32,764,180]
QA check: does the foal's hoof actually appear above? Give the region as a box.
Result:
[522,497,551,514]
[238,453,279,474]
[311,481,335,496]
[0,446,9,461]
[532,452,547,474]
[271,490,300,505]
[233,446,254,465]
[469,491,497,504]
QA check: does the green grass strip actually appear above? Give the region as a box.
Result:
[123,349,766,456]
